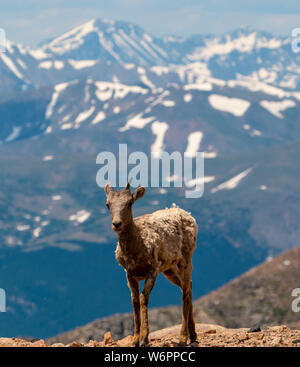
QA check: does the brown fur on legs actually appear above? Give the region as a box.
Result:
[127,273,140,347]
[139,271,157,346]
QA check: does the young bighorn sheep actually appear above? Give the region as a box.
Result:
[104,182,198,347]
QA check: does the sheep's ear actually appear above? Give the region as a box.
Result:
[133,186,146,202]
[104,183,112,196]
[125,178,133,190]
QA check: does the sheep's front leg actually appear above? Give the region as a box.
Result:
[127,272,140,347]
[140,271,157,346]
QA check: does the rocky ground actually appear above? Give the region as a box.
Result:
[1,324,300,347]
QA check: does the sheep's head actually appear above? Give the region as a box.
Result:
[104,181,145,233]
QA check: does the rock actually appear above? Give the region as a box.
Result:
[249,326,261,333]
[204,329,216,334]
[32,339,47,347]
[85,340,102,347]
[255,333,264,340]
[238,332,249,342]
[104,331,114,345]
[67,341,84,347]
[24,337,40,343]
[292,338,300,344]
[149,323,224,340]
[0,338,31,347]
[269,325,289,332]
[270,337,282,346]
[117,335,133,347]
[51,343,65,347]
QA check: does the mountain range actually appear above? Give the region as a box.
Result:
[0,18,299,338]
[2,19,300,96]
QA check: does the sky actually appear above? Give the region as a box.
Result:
[1,0,300,46]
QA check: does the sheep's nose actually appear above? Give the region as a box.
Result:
[113,221,122,229]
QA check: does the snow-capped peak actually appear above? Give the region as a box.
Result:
[41,18,169,66]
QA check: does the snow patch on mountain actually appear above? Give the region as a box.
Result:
[119,113,155,131]
[33,227,42,238]
[137,67,155,89]
[95,84,113,101]
[61,123,73,130]
[185,132,203,157]
[227,77,300,100]
[68,59,98,69]
[16,58,27,70]
[16,225,30,231]
[29,49,49,60]
[95,81,148,101]
[204,151,218,159]
[209,94,250,116]
[75,106,95,126]
[151,121,169,157]
[113,106,120,114]
[211,168,252,193]
[40,60,64,70]
[260,99,296,118]
[187,32,282,62]
[91,111,106,124]
[42,155,54,161]
[184,94,193,103]
[45,82,70,119]
[0,53,24,80]
[161,100,175,107]
[151,66,170,76]
[251,129,262,137]
[69,210,91,224]
[6,126,21,142]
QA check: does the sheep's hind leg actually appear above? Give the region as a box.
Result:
[140,271,157,347]
[178,262,195,345]
[179,281,190,344]
[163,267,182,287]
[188,280,197,343]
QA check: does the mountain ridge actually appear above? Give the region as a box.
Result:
[1,17,300,96]
[48,246,300,344]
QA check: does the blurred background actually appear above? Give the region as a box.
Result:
[0,0,300,341]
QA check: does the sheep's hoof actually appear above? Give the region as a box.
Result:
[132,336,140,347]
[189,337,199,347]
[189,333,198,344]
[140,337,149,347]
[179,335,188,345]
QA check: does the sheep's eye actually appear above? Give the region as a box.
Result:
[106,203,110,209]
